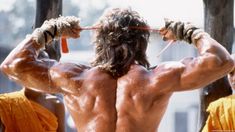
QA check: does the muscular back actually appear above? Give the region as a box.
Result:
[115,65,173,132]
[51,63,175,132]
[63,67,117,132]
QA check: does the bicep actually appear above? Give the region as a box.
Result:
[49,63,88,94]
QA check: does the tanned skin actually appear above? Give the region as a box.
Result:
[228,62,235,91]
[0,50,65,132]
[24,88,65,132]
[0,88,65,132]
[22,51,65,132]
[0,21,234,132]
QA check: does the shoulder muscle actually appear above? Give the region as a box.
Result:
[49,63,90,94]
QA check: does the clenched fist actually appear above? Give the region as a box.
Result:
[32,16,82,46]
[159,19,209,44]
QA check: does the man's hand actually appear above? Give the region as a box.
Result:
[159,19,208,44]
[32,16,82,46]
[55,16,82,39]
[159,27,177,41]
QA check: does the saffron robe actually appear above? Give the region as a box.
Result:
[0,91,58,132]
[202,95,235,132]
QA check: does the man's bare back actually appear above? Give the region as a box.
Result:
[56,64,172,132]
[0,8,234,132]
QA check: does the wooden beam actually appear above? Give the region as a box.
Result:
[35,0,62,61]
[198,0,234,131]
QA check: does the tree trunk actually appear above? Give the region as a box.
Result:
[35,0,62,61]
[198,0,234,131]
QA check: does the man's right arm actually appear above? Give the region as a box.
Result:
[0,16,82,93]
[0,37,61,93]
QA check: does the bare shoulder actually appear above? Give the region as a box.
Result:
[84,67,116,81]
[120,63,183,81]
[151,61,185,77]
[50,62,90,74]
[49,62,90,81]
[149,61,186,92]
[49,62,90,94]
[119,65,149,81]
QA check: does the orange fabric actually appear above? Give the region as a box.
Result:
[61,38,69,53]
[0,91,58,132]
[202,95,235,132]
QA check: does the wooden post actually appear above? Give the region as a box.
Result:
[35,0,62,61]
[198,0,234,131]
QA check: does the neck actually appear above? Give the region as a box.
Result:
[23,88,45,99]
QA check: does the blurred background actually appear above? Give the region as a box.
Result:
[0,0,234,132]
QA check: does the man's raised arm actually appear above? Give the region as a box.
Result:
[0,16,81,93]
[157,20,234,92]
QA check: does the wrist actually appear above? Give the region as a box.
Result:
[31,28,47,48]
[164,19,211,47]
[191,29,210,45]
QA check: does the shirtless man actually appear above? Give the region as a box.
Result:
[0,8,234,132]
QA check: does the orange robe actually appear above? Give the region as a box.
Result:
[0,91,58,132]
[202,95,235,132]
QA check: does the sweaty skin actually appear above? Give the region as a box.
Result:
[0,26,234,132]
[0,50,65,132]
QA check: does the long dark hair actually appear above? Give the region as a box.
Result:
[91,8,150,77]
